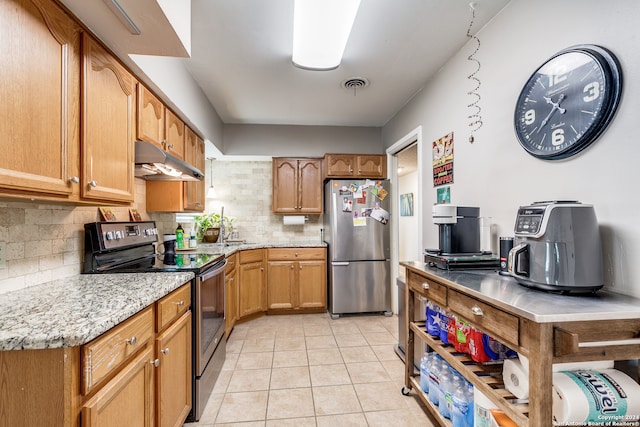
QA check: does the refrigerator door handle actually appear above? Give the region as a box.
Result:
[332,262,350,266]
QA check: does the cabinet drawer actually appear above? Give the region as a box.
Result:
[156,283,191,332]
[82,306,154,394]
[407,271,447,307]
[448,289,519,348]
[226,253,237,274]
[267,248,326,261]
[239,249,263,264]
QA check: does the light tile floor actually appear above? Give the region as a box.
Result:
[184,313,435,427]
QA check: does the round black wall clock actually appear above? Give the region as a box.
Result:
[514,44,622,160]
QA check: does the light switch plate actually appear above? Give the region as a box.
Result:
[0,241,5,269]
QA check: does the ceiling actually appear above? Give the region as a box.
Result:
[60,0,510,128]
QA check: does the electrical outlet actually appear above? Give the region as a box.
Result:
[0,242,6,269]
[256,225,265,234]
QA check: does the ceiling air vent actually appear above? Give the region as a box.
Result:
[342,77,369,95]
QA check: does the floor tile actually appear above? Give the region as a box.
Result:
[266,388,315,419]
[307,348,343,365]
[242,337,275,353]
[235,351,273,370]
[227,368,271,392]
[345,361,392,383]
[265,417,315,427]
[316,413,368,426]
[274,336,306,351]
[310,363,351,386]
[334,332,369,348]
[353,381,409,411]
[269,366,311,389]
[305,334,337,349]
[340,345,378,363]
[215,391,268,423]
[272,349,308,368]
[312,384,362,416]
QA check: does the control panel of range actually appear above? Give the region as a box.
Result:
[98,221,158,250]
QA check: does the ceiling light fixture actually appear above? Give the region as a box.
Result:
[206,158,217,199]
[292,0,361,71]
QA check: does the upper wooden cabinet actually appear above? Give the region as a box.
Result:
[324,153,387,179]
[0,0,81,198]
[81,33,135,203]
[272,158,322,214]
[137,84,165,150]
[137,84,185,161]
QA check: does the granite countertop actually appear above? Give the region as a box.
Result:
[193,240,327,256]
[0,272,194,351]
[401,260,640,323]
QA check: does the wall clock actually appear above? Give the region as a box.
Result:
[514,44,622,160]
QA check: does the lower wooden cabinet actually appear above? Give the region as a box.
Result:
[81,345,155,427]
[225,253,238,336]
[238,249,266,319]
[266,248,326,313]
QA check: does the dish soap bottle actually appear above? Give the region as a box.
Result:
[175,224,184,249]
[189,227,197,248]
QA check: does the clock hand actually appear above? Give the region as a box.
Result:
[537,94,566,133]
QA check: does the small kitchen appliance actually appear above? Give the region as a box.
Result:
[425,205,499,270]
[508,201,603,293]
[83,221,226,422]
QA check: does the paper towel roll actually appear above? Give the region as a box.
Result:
[283,215,306,225]
[518,353,614,372]
[503,358,529,399]
[552,369,640,425]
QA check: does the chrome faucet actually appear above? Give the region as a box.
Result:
[219,205,225,244]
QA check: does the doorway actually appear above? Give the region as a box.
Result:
[387,126,423,314]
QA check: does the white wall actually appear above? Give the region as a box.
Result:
[398,171,420,263]
[382,0,640,297]
[223,124,382,157]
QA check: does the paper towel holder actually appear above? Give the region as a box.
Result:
[283,215,308,225]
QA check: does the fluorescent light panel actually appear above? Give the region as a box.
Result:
[292,0,361,70]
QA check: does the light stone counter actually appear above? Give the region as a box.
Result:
[193,240,327,256]
[0,272,194,351]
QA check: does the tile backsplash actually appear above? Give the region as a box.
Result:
[0,160,323,295]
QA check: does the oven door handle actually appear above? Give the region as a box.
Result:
[199,259,227,281]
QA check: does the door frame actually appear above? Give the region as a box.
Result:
[386,126,423,314]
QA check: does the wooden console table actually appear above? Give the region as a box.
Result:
[400,261,640,427]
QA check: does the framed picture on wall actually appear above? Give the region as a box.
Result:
[99,207,117,222]
[400,193,414,216]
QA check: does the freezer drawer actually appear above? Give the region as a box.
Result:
[329,260,391,317]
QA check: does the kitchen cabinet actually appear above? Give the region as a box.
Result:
[0,281,193,427]
[137,84,186,161]
[225,252,238,337]
[272,157,322,214]
[401,261,640,427]
[324,153,387,179]
[0,0,81,199]
[81,33,135,203]
[145,128,205,213]
[238,249,267,319]
[267,248,326,312]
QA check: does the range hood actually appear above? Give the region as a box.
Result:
[134,140,204,181]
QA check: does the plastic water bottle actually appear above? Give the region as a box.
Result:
[451,379,469,427]
[419,352,432,393]
[438,367,453,419]
[428,357,442,405]
[465,383,474,427]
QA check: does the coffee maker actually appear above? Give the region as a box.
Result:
[432,205,481,254]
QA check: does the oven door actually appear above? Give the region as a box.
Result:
[195,259,227,375]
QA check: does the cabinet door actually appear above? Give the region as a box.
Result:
[325,154,355,177]
[356,155,386,178]
[225,268,237,336]
[81,34,135,203]
[267,261,296,310]
[238,261,266,318]
[298,159,322,214]
[184,130,204,211]
[298,260,327,309]
[136,84,165,149]
[156,311,192,427]
[272,158,298,214]
[82,345,155,427]
[164,109,185,161]
[0,0,81,197]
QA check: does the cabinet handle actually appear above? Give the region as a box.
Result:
[471,305,484,316]
[150,358,159,367]
[89,180,98,188]
[173,300,185,306]
[260,267,264,271]
[167,143,174,149]
[161,347,170,356]
[422,282,429,290]
[295,252,299,257]
[69,176,79,184]
[290,265,294,270]
[125,336,137,346]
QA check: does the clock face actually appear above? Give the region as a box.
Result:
[514,45,622,160]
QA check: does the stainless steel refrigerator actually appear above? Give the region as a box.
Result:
[323,179,391,319]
